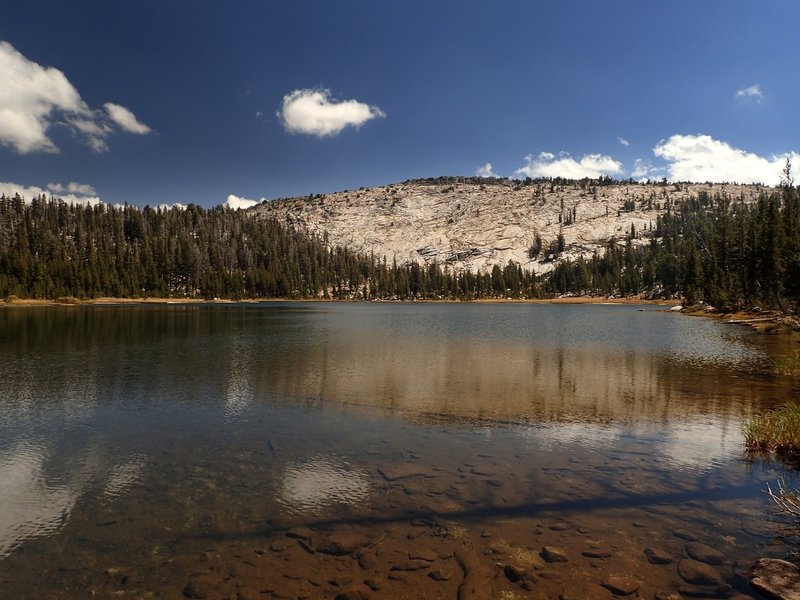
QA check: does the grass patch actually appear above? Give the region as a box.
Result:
[775,354,800,376]
[744,403,800,455]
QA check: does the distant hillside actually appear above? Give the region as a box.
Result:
[252,177,769,274]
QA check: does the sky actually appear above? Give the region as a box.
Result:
[1,1,799,208]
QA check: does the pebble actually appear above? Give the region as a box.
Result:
[269,539,291,552]
[644,547,674,565]
[182,576,217,599]
[503,564,525,582]
[601,575,640,596]
[390,559,430,572]
[316,532,371,556]
[673,528,698,541]
[428,568,453,582]
[377,465,429,481]
[540,546,568,563]
[582,548,613,559]
[286,527,313,541]
[357,553,376,570]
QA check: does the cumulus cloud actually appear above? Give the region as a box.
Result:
[104,103,151,134]
[617,137,630,146]
[0,41,151,153]
[475,162,497,177]
[630,158,666,181]
[653,134,799,185]
[278,88,385,137]
[0,180,102,205]
[225,194,265,210]
[735,84,763,102]
[514,151,623,179]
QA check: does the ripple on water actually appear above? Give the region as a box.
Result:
[0,441,76,558]
[102,454,147,501]
[276,454,371,515]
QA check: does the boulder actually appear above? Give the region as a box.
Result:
[750,558,800,600]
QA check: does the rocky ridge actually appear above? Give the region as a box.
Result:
[252,178,770,274]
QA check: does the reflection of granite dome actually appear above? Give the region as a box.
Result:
[277,455,370,515]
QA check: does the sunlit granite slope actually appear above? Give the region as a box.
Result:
[252,178,768,273]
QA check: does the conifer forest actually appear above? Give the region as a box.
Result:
[1,178,798,314]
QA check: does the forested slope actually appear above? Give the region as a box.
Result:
[1,178,798,313]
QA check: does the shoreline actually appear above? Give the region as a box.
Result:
[4,294,797,332]
[1,295,680,307]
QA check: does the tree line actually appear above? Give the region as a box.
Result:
[545,178,799,313]
[0,195,536,301]
[1,179,798,313]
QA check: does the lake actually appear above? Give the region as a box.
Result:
[0,302,798,599]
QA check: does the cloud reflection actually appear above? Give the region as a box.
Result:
[0,442,77,558]
[276,454,371,515]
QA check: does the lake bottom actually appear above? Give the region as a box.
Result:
[0,401,792,599]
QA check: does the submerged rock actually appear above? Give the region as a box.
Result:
[582,548,613,559]
[750,558,800,600]
[316,531,371,556]
[645,547,674,565]
[685,541,726,565]
[678,558,724,586]
[540,546,568,563]
[601,575,640,596]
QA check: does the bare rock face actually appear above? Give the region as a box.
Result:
[252,178,768,274]
[750,558,800,600]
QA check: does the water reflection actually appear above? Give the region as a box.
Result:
[0,441,77,558]
[276,454,371,515]
[103,454,147,501]
[0,303,797,596]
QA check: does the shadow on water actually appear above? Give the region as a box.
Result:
[188,480,762,542]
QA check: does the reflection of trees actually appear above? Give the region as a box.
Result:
[258,336,774,426]
[0,305,781,427]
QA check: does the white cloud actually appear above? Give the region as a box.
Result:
[617,137,630,146]
[104,102,151,134]
[475,162,497,177]
[630,158,666,181]
[157,203,187,211]
[67,181,96,195]
[0,41,151,153]
[514,151,623,179]
[225,194,265,210]
[278,88,385,137]
[0,179,102,206]
[735,84,763,102]
[653,134,799,185]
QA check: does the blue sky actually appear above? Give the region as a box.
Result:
[1,1,799,208]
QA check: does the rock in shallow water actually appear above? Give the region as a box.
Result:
[601,575,640,596]
[678,558,724,586]
[315,531,371,556]
[645,547,674,565]
[540,546,568,563]
[750,558,800,600]
[685,541,726,565]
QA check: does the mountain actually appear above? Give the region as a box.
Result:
[251,177,769,274]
